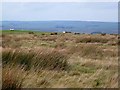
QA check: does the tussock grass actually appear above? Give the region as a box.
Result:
[2,31,118,88]
[40,35,57,42]
[55,42,66,49]
[75,36,109,43]
[68,44,104,59]
[70,63,96,73]
[118,39,120,45]
[2,65,26,90]
[2,48,69,71]
[67,44,117,59]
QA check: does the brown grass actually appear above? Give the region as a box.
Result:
[75,36,109,43]
[2,32,118,88]
[2,65,26,89]
[2,48,69,71]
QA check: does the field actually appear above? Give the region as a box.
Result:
[1,30,119,88]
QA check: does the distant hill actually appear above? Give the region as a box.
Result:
[91,32,103,34]
[1,21,118,34]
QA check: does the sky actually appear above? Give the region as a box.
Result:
[1,0,119,2]
[2,2,118,22]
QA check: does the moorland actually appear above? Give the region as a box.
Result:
[1,30,119,88]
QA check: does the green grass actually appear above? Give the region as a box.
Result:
[71,63,96,74]
[2,30,51,35]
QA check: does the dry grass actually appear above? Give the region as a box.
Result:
[2,48,68,71]
[2,65,26,89]
[1,31,118,88]
[67,44,117,60]
[67,44,103,59]
[75,36,109,43]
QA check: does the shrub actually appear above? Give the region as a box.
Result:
[28,32,34,34]
[50,32,57,35]
[101,33,106,36]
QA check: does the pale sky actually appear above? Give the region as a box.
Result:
[1,0,119,2]
[1,2,118,22]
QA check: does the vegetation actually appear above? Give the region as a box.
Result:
[2,48,68,71]
[1,30,118,88]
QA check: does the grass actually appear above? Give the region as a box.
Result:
[2,65,26,89]
[2,30,41,33]
[2,48,68,71]
[75,36,109,43]
[70,63,96,73]
[67,44,104,59]
[2,30,55,36]
[1,30,118,88]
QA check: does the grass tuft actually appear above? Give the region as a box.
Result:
[75,36,109,43]
[68,44,104,59]
[2,65,26,90]
[2,48,69,71]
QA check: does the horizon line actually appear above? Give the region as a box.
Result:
[1,20,118,23]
